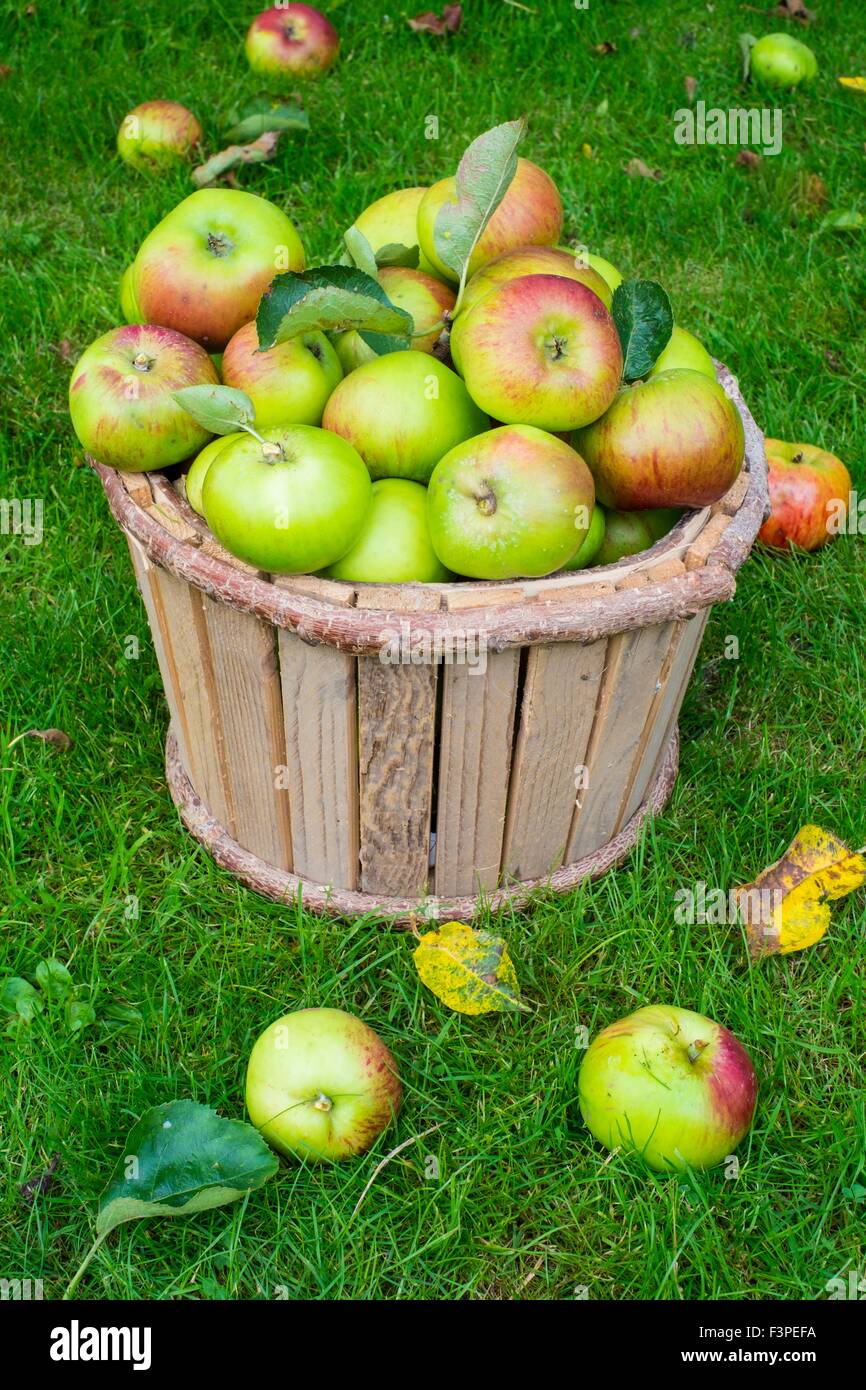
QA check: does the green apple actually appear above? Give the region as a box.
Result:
[116,100,203,172]
[649,326,715,380]
[350,186,436,276]
[564,501,606,569]
[323,479,452,583]
[129,188,305,351]
[245,4,339,82]
[451,274,623,432]
[578,1004,758,1171]
[750,33,817,89]
[644,506,685,541]
[185,432,243,516]
[246,1007,401,1162]
[119,264,143,323]
[576,370,745,510]
[221,321,342,427]
[69,323,217,472]
[322,349,487,483]
[417,158,563,284]
[334,265,456,373]
[557,247,624,294]
[427,425,595,580]
[201,424,371,573]
[456,245,613,330]
[595,508,656,565]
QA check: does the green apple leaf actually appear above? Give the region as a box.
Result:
[35,958,73,1002]
[412,921,530,1016]
[224,98,309,144]
[343,226,379,279]
[174,385,255,434]
[257,265,413,349]
[433,117,525,299]
[611,278,674,382]
[358,329,408,357]
[374,242,421,269]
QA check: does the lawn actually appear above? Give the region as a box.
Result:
[1,0,865,1302]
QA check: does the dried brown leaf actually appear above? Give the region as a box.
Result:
[769,0,815,24]
[408,4,462,32]
[626,157,662,180]
[20,1153,61,1205]
[594,41,618,55]
[735,149,762,168]
[685,75,698,103]
[191,130,282,189]
[8,728,73,752]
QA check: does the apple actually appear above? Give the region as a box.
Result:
[185,433,243,516]
[221,321,342,427]
[456,244,613,325]
[649,325,715,380]
[586,252,623,293]
[576,370,745,510]
[595,508,656,565]
[417,158,563,284]
[564,500,606,570]
[129,188,305,351]
[451,274,623,432]
[758,439,852,551]
[245,4,339,81]
[323,478,452,583]
[119,264,143,323]
[427,425,594,580]
[578,1004,757,1171]
[645,506,686,541]
[201,424,371,573]
[69,323,217,472]
[246,1007,401,1162]
[116,100,203,172]
[322,349,487,483]
[334,265,456,373]
[350,186,437,276]
[750,33,817,89]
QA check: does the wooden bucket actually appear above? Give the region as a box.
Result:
[92,364,767,923]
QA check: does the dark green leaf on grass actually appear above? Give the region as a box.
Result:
[174,385,255,434]
[35,958,73,1002]
[433,117,525,291]
[820,209,865,232]
[257,265,413,349]
[1,977,43,1022]
[224,99,308,144]
[611,279,674,381]
[96,1099,278,1238]
[375,242,420,269]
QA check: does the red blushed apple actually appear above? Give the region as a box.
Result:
[116,100,203,172]
[758,439,852,551]
[334,266,455,372]
[452,274,623,433]
[417,158,563,284]
[245,4,339,81]
[458,244,613,321]
[221,321,343,427]
[576,369,745,510]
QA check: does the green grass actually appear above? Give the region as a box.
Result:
[2,0,865,1301]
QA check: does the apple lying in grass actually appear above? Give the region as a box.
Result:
[564,501,606,570]
[576,370,745,510]
[116,100,203,172]
[334,266,455,373]
[758,439,852,551]
[130,188,305,351]
[323,478,452,583]
[245,4,339,81]
[578,1004,758,1171]
[417,157,563,284]
[451,274,623,432]
[750,32,817,89]
[648,326,715,380]
[69,324,217,472]
[201,424,371,573]
[457,245,613,322]
[322,349,487,483]
[185,433,243,515]
[221,322,342,427]
[246,1008,401,1161]
[350,186,436,276]
[427,425,594,580]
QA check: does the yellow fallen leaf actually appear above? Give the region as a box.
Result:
[582,143,594,159]
[412,921,528,1015]
[735,824,866,959]
[838,77,866,93]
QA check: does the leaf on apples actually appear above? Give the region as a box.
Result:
[257,265,413,350]
[96,1100,279,1238]
[734,824,866,960]
[174,385,255,435]
[432,117,525,293]
[343,226,379,280]
[611,278,674,382]
[412,920,529,1016]
[224,98,309,144]
[374,242,421,269]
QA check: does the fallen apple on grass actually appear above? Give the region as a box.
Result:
[323,478,452,583]
[221,321,343,427]
[427,425,595,580]
[69,324,218,472]
[245,3,339,81]
[334,265,455,373]
[749,32,817,89]
[758,439,852,551]
[129,188,305,351]
[245,1007,401,1161]
[578,1004,758,1171]
[116,99,203,172]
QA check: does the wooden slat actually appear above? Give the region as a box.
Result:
[565,621,678,862]
[434,648,521,896]
[501,641,606,881]
[276,578,359,891]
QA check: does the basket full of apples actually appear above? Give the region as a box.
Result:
[71,120,768,921]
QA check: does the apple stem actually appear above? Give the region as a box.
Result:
[793,452,804,463]
[312,1091,333,1113]
[687,1040,707,1063]
[238,421,284,461]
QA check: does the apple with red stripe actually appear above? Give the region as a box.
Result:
[245,4,339,81]
[578,1004,757,1171]
[116,100,202,173]
[758,439,852,552]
